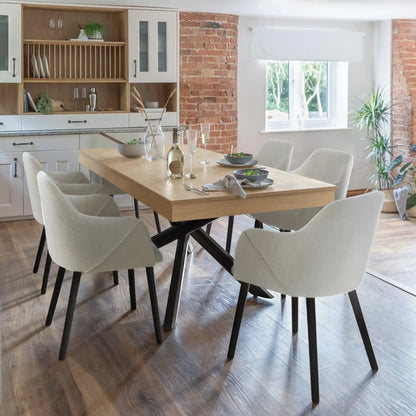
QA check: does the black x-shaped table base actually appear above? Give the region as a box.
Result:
[152,218,273,331]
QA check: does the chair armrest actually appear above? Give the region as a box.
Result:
[66,194,120,217]
[47,171,89,184]
[56,182,106,195]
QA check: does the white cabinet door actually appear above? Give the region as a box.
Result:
[23,150,80,215]
[0,4,21,83]
[128,10,177,83]
[0,153,23,217]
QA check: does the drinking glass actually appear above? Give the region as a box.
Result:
[200,122,211,164]
[57,18,63,39]
[81,87,87,110]
[49,18,56,34]
[186,129,198,178]
[73,87,79,111]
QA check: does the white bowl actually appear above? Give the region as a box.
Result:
[144,101,159,108]
[117,143,145,158]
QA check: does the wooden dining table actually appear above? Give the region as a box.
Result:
[79,146,336,330]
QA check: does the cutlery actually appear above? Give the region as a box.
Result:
[183,182,209,195]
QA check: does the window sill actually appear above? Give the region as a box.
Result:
[261,126,351,134]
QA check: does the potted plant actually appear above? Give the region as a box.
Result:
[351,87,396,211]
[84,21,103,40]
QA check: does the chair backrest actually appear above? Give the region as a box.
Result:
[292,148,353,200]
[22,152,46,224]
[234,191,384,297]
[37,171,156,273]
[254,139,294,171]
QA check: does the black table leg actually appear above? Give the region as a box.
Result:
[164,234,190,331]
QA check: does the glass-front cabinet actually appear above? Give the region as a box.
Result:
[0,4,21,82]
[128,10,177,83]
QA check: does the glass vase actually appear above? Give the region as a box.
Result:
[144,123,164,161]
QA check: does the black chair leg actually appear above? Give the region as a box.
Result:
[348,290,378,371]
[59,272,82,360]
[206,223,212,235]
[153,211,162,234]
[33,226,46,274]
[292,297,299,334]
[134,198,140,218]
[306,297,319,404]
[41,250,52,295]
[281,294,286,299]
[225,216,234,253]
[128,269,136,310]
[254,219,263,229]
[227,282,250,359]
[112,271,119,285]
[46,267,66,326]
[146,267,163,345]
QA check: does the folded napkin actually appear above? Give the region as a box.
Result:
[393,185,413,220]
[202,174,269,199]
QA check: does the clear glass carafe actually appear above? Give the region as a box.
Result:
[144,123,164,161]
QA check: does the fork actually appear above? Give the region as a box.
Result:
[183,182,209,195]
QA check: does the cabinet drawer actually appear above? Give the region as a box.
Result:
[128,111,177,128]
[22,113,129,131]
[0,116,22,132]
[0,135,79,152]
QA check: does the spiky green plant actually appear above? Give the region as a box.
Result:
[351,87,393,190]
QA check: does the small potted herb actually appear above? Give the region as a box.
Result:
[37,92,52,114]
[84,21,103,40]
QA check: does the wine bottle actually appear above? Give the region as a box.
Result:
[167,128,184,179]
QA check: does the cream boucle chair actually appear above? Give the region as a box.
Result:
[228,191,383,404]
[253,148,353,333]
[224,139,294,252]
[23,152,115,294]
[37,171,163,360]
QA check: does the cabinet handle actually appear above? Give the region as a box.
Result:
[68,120,87,124]
[13,141,34,146]
[14,158,17,178]
[12,58,16,77]
[145,118,161,121]
[134,59,137,78]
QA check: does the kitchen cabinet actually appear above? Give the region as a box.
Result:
[0,4,21,83]
[0,153,23,217]
[128,10,177,83]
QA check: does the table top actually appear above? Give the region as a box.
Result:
[79,146,336,222]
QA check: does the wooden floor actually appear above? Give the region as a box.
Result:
[1,211,416,415]
[369,213,416,291]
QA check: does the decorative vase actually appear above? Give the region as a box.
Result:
[144,123,164,161]
[77,29,89,40]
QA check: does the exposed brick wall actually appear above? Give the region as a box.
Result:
[392,20,416,160]
[179,12,238,153]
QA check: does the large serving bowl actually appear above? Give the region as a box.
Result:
[117,142,145,158]
[224,152,253,165]
[233,168,269,183]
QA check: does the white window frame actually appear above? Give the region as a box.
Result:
[265,60,348,132]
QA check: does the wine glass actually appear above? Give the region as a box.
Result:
[200,122,211,164]
[73,87,79,111]
[49,18,56,35]
[57,18,63,39]
[186,129,198,178]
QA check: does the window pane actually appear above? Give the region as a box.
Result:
[300,61,328,120]
[266,61,289,123]
[139,21,148,72]
[158,22,167,72]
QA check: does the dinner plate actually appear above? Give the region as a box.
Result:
[37,54,45,78]
[31,54,40,78]
[242,178,274,189]
[42,55,50,78]
[216,158,258,167]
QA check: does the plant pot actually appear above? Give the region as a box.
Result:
[381,189,398,213]
[407,205,416,217]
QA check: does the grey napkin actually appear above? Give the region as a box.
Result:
[202,174,269,199]
[393,185,412,220]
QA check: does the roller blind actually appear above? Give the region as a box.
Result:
[252,28,364,62]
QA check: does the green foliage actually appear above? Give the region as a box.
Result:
[84,21,103,38]
[37,92,52,115]
[351,87,393,190]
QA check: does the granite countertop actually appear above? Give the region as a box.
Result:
[0,125,177,137]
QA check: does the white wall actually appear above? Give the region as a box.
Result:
[238,16,377,189]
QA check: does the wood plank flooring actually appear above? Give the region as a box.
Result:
[1,211,416,415]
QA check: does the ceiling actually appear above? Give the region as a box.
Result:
[19,0,416,20]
